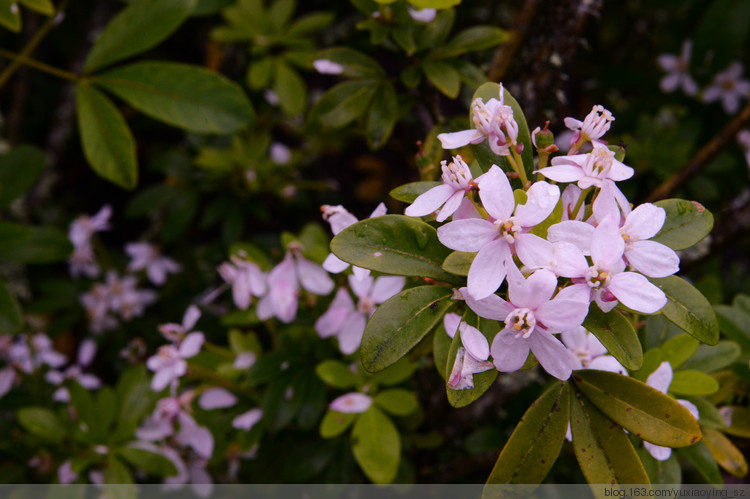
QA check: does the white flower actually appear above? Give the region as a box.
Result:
[404,155,475,222]
[68,205,111,248]
[125,242,180,286]
[408,7,436,23]
[564,105,615,147]
[657,40,699,96]
[703,62,750,114]
[313,59,344,75]
[147,306,205,391]
[539,145,634,190]
[644,362,699,461]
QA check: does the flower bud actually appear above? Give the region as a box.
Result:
[532,122,558,153]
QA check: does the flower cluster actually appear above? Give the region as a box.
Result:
[407,90,680,383]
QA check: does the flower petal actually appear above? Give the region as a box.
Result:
[490,329,530,373]
[508,267,558,310]
[591,216,625,269]
[369,202,387,218]
[561,326,588,351]
[199,388,238,410]
[622,203,666,241]
[437,128,485,150]
[529,330,575,380]
[548,221,594,255]
[462,286,515,321]
[436,190,465,222]
[182,305,201,331]
[322,253,350,274]
[535,299,590,333]
[296,255,334,295]
[348,274,374,300]
[514,181,560,227]
[626,240,679,278]
[646,361,673,394]
[608,272,667,314]
[370,276,406,304]
[443,312,461,338]
[552,242,590,278]
[232,408,263,431]
[337,311,367,355]
[588,355,627,375]
[329,393,372,413]
[537,164,584,183]
[645,442,672,461]
[437,219,497,252]
[179,332,205,359]
[477,165,515,220]
[404,184,456,217]
[467,239,510,299]
[458,323,490,361]
[314,288,354,338]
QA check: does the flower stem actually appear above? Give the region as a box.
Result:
[571,186,592,219]
[0,0,72,88]
[0,48,79,82]
[506,152,529,189]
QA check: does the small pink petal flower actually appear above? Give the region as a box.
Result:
[199,388,237,410]
[329,392,372,413]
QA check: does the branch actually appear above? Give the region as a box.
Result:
[645,102,750,202]
[487,1,539,83]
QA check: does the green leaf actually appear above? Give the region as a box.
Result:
[115,366,154,428]
[103,457,136,499]
[286,12,334,37]
[435,26,508,59]
[669,370,719,396]
[652,199,714,251]
[117,446,178,477]
[703,427,748,478]
[714,305,750,350]
[315,360,358,389]
[313,48,384,78]
[0,0,21,32]
[638,449,681,485]
[392,25,417,55]
[422,60,460,98]
[485,382,569,485]
[582,305,643,371]
[273,62,307,116]
[247,56,273,89]
[678,442,723,485]
[659,334,699,369]
[408,0,461,8]
[17,407,66,443]
[319,410,356,438]
[268,0,294,29]
[313,80,379,128]
[76,83,137,189]
[361,285,454,372]
[94,62,254,134]
[0,224,73,263]
[369,357,418,386]
[0,144,45,210]
[373,389,418,416]
[681,396,725,430]
[366,82,398,149]
[570,391,650,485]
[651,276,720,345]
[351,406,401,484]
[0,277,23,334]
[723,406,750,438]
[330,215,458,283]
[84,0,196,73]
[441,251,475,277]
[19,0,53,15]
[417,8,454,51]
[446,311,498,408]
[572,370,702,447]
[433,317,452,380]
[471,82,534,179]
[389,181,441,203]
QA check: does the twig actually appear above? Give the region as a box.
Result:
[0,48,79,82]
[487,1,539,83]
[645,103,750,202]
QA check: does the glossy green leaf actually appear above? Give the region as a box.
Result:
[721,406,750,438]
[570,391,650,485]
[422,60,460,98]
[0,0,21,32]
[286,12,334,37]
[471,82,534,179]
[0,145,46,210]
[330,215,458,283]
[659,334,699,369]
[389,181,441,203]
[312,80,379,128]
[582,305,643,371]
[84,0,196,73]
[392,25,417,54]
[274,62,306,116]
[408,0,461,8]
[681,396,725,429]
[0,277,23,334]
[370,357,418,386]
[117,446,178,477]
[638,449,681,485]
[374,389,418,416]
[435,26,508,59]
[319,410,356,438]
[651,276,720,345]
[115,366,154,428]
[433,318,452,380]
[703,427,748,477]
[652,199,714,251]
[678,441,723,485]
[315,360,358,389]
[76,83,138,189]
[442,251,475,277]
[361,286,454,372]
[313,47,384,78]
[247,56,273,89]
[366,82,398,149]
[714,305,750,350]
[19,0,53,15]
[669,370,719,396]
[351,406,400,484]
[94,62,254,134]
[0,224,73,263]
[573,370,702,447]
[103,457,136,499]
[17,407,66,443]
[446,311,498,408]
[485,382,569,485]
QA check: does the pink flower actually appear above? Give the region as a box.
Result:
[67,205,111,278]
[462,265,589,380]
[446,322,493,390]
[657,40,699,96]
[322,203,387,280]
[315,274,405,354]
[564,105,615,147]
[329,392,372,413]
[437,165,560,299]
[232,408,263,431]
[313,59,344,75]
[404,155,475,222]
[148,306,205,391]
[198,388,237,410]
[126,242,181,286]
[644,362,699,460]
[217,256,266,310]
[561,326,627,374]
[256,251,334,323]
[702,62,750,114]
[437,84,519,156]
[45,338,101,402]
[539,146,634,190]
[408,7,436,23]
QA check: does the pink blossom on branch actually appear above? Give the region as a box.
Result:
[657,40,699,96]
[404,155,475,222]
